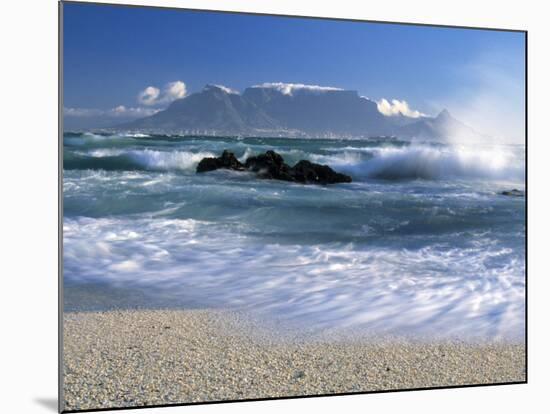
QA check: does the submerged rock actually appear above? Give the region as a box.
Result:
[500,189,525,197]
[197,149,352,184]
[196,150,245,173]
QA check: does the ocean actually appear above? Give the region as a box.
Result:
[63,132,525,340]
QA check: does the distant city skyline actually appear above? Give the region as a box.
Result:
[63,2,525,142]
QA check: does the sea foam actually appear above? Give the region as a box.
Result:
[314,144,524,182]
[64,216,525,340]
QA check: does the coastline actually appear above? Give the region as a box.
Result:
[63,309,525,411]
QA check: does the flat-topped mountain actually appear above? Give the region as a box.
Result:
[241,84,390,136]
[120,83,480,140]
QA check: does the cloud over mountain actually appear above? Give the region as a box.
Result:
[138,81,187,106]
[117,82,479,141]
[65,81,483,141]
[205,84,239,95]
[376,98,426,118]
[251,82,344,96]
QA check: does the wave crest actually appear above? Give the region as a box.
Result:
[128,149,215,171]
[64,149,215,172]
[317,145,524,182]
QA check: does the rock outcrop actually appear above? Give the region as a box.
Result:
[196,150,245,173]
[196,150,352,184]
[291,160,352,184]
[244,150,295,181]
[500,189,525,197]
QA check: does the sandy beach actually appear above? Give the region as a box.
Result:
[62,309,525,411]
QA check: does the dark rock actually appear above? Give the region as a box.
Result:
[500,189,525,197]
[196,150,244,173]
[244,150,295,181]
[196,149,352,185]
[291,159,352,184]
[196,157,220,173]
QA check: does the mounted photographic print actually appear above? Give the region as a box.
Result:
[60,1,527,412]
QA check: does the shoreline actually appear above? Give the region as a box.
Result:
[63,309,525,411]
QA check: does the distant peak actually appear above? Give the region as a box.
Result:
[203,84,239,95]
[437,109,452,119]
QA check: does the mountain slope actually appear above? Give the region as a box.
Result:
[125,85,278,134]
[398,109,482,141]
[121,83,483,141]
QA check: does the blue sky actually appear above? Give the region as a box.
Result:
[63,2,525,141]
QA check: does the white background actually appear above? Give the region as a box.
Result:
[1,0,548,413]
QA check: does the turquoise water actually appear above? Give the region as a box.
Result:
[63,132,525,340]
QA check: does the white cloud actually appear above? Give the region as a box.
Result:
[64,106,159,119]
[63,107,102,117]
[111,105,128,115]
[204,84,239,94]
[252,82,343,96]
[164,81,187,101]
[138,86,160,106]
[138,81,187,106]
[376,98,426,118]
[109,105,160,117]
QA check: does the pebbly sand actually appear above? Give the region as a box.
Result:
[62,309,525,411]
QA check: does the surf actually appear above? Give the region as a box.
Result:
[315,144,525,182]
[64,149,216,172]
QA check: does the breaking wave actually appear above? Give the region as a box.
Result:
[64,149,216,172]
[63,132,525,184]
[313,145,525,182]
